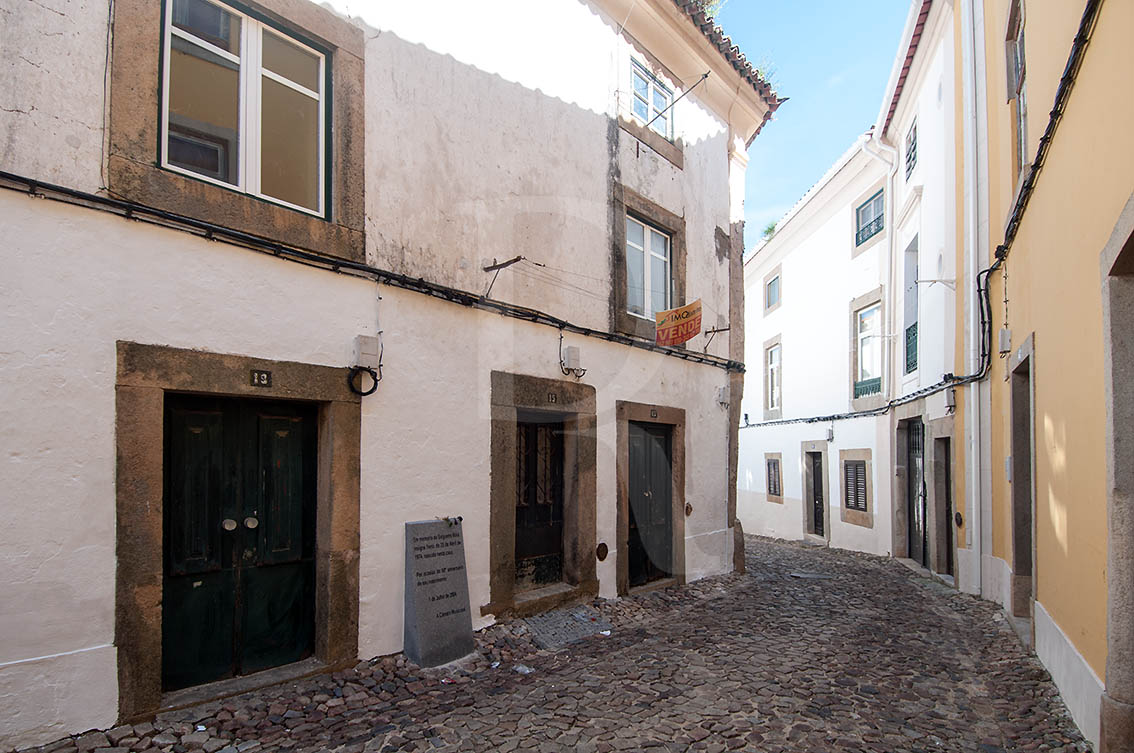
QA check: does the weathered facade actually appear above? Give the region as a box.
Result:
[0,0,779,747]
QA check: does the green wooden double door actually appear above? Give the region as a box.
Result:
[163,395,316,691]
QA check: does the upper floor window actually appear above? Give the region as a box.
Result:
[855,302,882,398]
[765,275,780,310]
[625,215,671,319]
[905,120,918,180]
[855,190,884,246]
[163,0,326,215]
[1006,0,1028,178]
[766,343,782,410]
[903,236,919,374]
[631,61,673,140]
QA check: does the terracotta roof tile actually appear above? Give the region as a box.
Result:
[672,1,784,113]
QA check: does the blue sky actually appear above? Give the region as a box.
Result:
[712,1,911,250]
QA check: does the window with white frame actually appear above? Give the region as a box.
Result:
[905,120,918,180]
[625,215,671,319]
[631,61,673,139]
[163,0,326,215]
[855,303,882,397]
[855,190,884,246]
[766,343,781,410]
[765,274,780,310]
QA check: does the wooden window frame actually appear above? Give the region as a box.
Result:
[763,263,782,314]
[904,119,918,181]
[849,287,886,411]
[108,0,365,262]
[161,0,327,216]
[630,60,674,141]
[762,333,782,421]
[611,187,687,341]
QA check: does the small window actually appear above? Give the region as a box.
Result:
[625,215,672,319]
[766,458,782,497]
[163,0,326,215]
[905,120,918,180]
[631,61,673,140]
[1006,0,1028,177]
[843,460,867,511]
[765,275,780,310]
[904,237,919,374]
[855,303,882,398]
[766,343,781,410]
[855,191,885,246]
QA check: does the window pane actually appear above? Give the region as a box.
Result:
[260,75,319,210]
[766,276,779,307]
[626,218,644,249]
[650,254,668,315]
[652,88,668,112]
[262,29,320,92]
[626,242,645,316]
[173,0,240,55]
[632,71,648,99]
[167,36,240,185]
[632,97,648,121]
[651,113,668,136]
[649,228,668,259]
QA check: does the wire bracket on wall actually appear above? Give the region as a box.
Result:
[347,365,379,396]
[703,325,729,353]
[559,329,587,379]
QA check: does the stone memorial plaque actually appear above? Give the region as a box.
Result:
[404,519,475,667]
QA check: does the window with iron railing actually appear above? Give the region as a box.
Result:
[855,191,884,246]
[905,322,918,374]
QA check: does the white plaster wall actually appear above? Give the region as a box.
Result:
[891,22,958,403]
[358,284,732,657]
[736,417,893,557]
[0,189,734,744]
[0,0,107,192]
[0,193,377,748]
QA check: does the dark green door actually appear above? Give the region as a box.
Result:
[163,395,316,691]
[628,422,673,588]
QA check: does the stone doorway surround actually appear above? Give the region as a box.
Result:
[800,440,830,542]
[1008,335,1036,624]
[926,415,956,576]
[483,371,598,619]
[115,342,361,722]
[892,400,925,559]
[1099,191,1134,751]
[615,401,686,596]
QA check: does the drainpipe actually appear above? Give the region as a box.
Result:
[959,0,988,596]
[862,131,899,549]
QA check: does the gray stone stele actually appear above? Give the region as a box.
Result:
[524,605,613,651]
[404,519,475,667]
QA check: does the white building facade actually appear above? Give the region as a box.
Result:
[738,0,959,575]
[0,0,779,747]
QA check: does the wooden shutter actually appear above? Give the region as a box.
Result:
[766,458,781,497]
[844,460,867,512]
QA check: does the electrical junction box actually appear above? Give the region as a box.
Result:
[354,335,381,368]
[563,346,581,371]
[998,327,1012,356]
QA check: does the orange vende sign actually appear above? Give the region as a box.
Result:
[655,299,703,347]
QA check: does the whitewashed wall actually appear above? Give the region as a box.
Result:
[737,146,893,553]
[0,0,744,747]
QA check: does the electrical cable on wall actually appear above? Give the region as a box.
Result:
[559,329,587,379]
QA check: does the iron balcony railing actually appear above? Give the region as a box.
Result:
[853,377,882,399]
[905,322,918,373]
[855,215,884,246]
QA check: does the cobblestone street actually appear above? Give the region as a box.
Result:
[18,537,1090,753]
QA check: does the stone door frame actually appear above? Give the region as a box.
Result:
[483,371,598,619]
[615,401,686,596]
[115,342,360,721]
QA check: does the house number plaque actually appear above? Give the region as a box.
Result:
[250,369,272,387]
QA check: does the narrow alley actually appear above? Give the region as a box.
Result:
[18,537,1088,753]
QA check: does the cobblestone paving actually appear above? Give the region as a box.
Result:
[16,537,1091,753]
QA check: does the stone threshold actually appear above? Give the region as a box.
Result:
[628,576,678,596]
[157,657,336,719]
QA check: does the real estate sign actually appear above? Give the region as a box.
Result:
[655,299,702,347]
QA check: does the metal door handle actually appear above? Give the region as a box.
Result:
[244,517,259,529]
[222,519,237,531]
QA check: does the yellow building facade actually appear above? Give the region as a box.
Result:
[953,0,1134,748]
